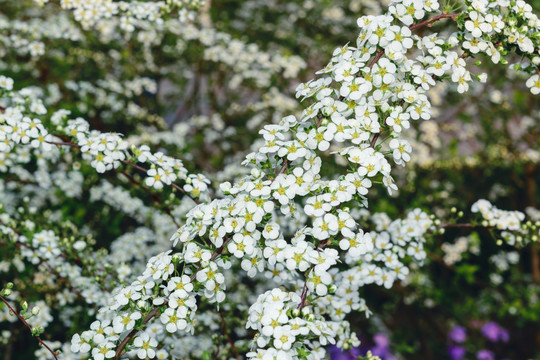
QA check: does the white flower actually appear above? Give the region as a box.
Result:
[145,168,165,189]
[371,58,397,86]
[386,107,410,133]
[70,331,92,353]
[387,25,413,52]
[271,174,295,205]
[340,77,372,100]
[113,311,141,333]
[526,74,540,95]
[277,140,308,161]
[284,241,313,272]
[392,0,425,26]
[304,194,332,217]
[389,138,412,164]
[307,270,332,296]
[339,230,373,257]
[312,213,339,240]
[465,11,491,38]
[344,173,372,196]
[273,325,295,350]
[133,332,157,359]
[0,75,14,91]
[160,308,187,333]
[92,342,115,360]
[167,275,193,298]
[451,67,472,93]
[196,262,224,291]
[262,223,280,240]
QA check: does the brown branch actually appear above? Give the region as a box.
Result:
[120,160,201,205]
[369,50,385,69]
[369,133,381,148]
[120,170,180,227]
[0,295,58,360]
[440,223,477,229]
[297,271,311,312]
[524,163,539,283]
[45,139,201,205]
[409,13,459,31]
[46,140,77,147]
[219,311,241,360]
[368,13,459,70]
[297,240,329,311]
[114,307,160,359]
[276,159,289,178]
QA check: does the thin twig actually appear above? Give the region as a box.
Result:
[409,13,459,31]
[0,295,59,360]
[121,160,201,205]
[46,139,201,205]
[113,307,160,359]
[120,170,180,227]
[369,133,380,148]
[219,311,241,360]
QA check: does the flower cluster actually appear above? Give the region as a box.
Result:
[33,0,202,33]
[0,85,209,202]
[470,199,538,246]
[448,321,510,360]
[1,0,539,359]
[441,235,480,265]
[246,288,336,360]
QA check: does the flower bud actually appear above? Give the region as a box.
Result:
[73,241,86,251]
[322,106,334,117]
[250,168,261,179]
[31,306,40,316]
[219,182,232,194]
[137,300,147,310]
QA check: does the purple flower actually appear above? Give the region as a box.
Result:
[498,328,509,343]
[448,345,466,360]
[449,326,467,343]
[373,333,390,348]
[328,345,361,360]
[477,349,495,360]
[481,321,509,343]
[370,333,396,360]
